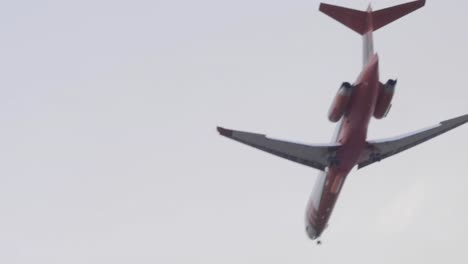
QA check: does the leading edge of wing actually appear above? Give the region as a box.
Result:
[358,114,468,169]
[217,127,340,171]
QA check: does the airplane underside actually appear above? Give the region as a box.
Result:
[217,0,468,243]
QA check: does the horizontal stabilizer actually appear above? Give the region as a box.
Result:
[372,0,426,31]
[358,114,468,169]
[319,0,425,34]
[217,127,340,171]
[319,4,367,34]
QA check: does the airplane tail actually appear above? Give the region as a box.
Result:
[319,0,425,35]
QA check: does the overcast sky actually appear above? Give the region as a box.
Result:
[1,0,468,263]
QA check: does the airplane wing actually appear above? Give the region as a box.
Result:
[217,127,340,171]
[358,114,468,169]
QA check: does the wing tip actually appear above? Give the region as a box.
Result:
[441,113,468,126]
[217,126,233,137]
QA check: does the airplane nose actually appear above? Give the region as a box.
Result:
[306,225,318,240]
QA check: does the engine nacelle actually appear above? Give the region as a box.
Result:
[374,79,397,119]
[328,82,353,122]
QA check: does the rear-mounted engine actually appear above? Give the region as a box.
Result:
[374,79,397,119]
[328,82,353,122]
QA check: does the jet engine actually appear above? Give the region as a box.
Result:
[328,82,353,122]
[374,79,397,119]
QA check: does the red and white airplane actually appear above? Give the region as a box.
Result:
[217,0,468,243]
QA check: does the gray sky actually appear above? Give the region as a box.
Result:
[1,0,467,263]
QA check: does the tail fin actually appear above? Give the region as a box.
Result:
[319,0,425,35]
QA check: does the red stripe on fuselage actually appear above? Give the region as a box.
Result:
[306,54,380,238]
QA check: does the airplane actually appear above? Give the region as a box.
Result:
[217,0,468,244]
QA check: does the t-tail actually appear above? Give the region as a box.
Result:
[319,0,425,66]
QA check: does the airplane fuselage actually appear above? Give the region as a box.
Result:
[305,35,380,239]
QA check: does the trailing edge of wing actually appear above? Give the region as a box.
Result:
[217,127,340,171]
[358,114,468,169]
